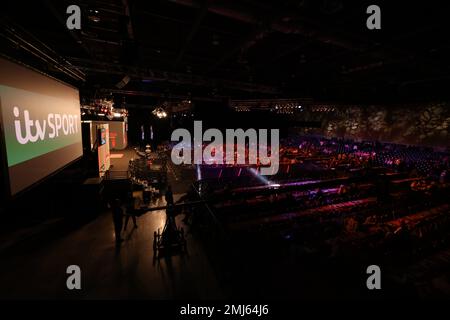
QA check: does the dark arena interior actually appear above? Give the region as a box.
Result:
[1,0,450,307]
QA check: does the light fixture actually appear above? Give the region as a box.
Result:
[88,9,101,23]
[152,107,167,119]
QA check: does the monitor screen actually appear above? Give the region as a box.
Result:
[99,127,106,146]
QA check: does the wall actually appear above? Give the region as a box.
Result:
[107,121,128,150]
[300,102,450,147]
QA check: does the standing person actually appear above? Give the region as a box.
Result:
[124,198,138,231]
[111,199,124,244]
[165,185,174,206]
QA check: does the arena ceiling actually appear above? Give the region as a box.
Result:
[1,0,450,103]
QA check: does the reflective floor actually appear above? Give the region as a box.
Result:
[0,150,222,299]
[0,199,223,299]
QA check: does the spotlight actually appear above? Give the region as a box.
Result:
[88,9,101,23]
[152,107,168,119]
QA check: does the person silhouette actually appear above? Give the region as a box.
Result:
[124,199,138,231]
[165,185,174,206]
[111,199,124,244]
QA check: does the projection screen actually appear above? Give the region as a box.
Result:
[0,58,83,196]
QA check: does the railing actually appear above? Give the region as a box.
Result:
[191,182,226,239]
[105,170,129,180]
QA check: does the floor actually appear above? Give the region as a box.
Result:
[0,148,223,299]
[109,148,136,172]
[2,148,449,299]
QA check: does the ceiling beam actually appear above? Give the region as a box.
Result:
[173,0,209,69]
[168,0,361,50]
[0,18,86,82]
[69,57,279,94]
[99,88,223,102]
[121,0,134,40]
[44,0,93,59]
[204,26,272,75]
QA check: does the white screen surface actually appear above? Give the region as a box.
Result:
[0,58,83,195]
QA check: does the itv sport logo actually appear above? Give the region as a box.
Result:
[13,106,80,145]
